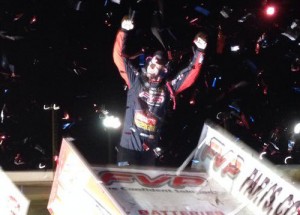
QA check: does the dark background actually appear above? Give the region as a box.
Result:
[1,0,300,170]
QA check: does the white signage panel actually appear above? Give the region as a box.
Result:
[47,138,126,215]
[0,169,30,215]
[192,122,300,215]
[93,166,254,215]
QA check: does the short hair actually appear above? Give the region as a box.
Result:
[153,50,168,65]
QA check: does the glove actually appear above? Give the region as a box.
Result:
[121,16,134,31]
[193,32,207,50]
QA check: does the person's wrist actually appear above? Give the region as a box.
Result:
[121,27,131,32]
[195,46,206,52]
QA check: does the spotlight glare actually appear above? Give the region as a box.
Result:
[265,6,275,16]
[103,115,121,129]
[230,45,240,52]
[294,123,300,134]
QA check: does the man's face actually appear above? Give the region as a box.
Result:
[146,57,166,83]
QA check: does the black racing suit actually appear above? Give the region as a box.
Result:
[113,29,205,166]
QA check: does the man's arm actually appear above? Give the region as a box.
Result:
[112,17,135,87]
[171,33,207,94]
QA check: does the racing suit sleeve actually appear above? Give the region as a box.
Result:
[113,29,136,88]
[171,48,205,94]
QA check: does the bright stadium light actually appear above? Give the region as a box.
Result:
[102,115,121,129]
[294,122,300,134]
[230,45,240,52]
[265,5,276,16]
